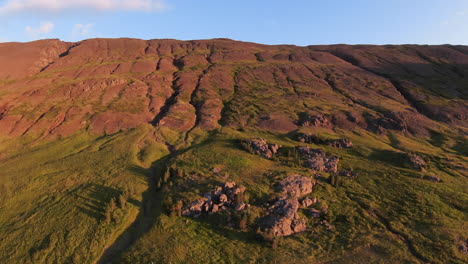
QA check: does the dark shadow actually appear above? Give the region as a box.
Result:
[387,133,401,149]
[97,154,171,264]
[368,149,407,168]
[75,184,122,220]
[451,140,468,156]
[428,130,446,148]
[77,206,102,220]
[188,216,266,245]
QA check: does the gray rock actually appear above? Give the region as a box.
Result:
[327,138,353,148]
[340,169,358,177]
[408,153,426,171]
[261,174,315,237]
[182,181,250,218]
[279,174,315,198]
[182,198,207,217]
[297,133,323,144]
[300,197,318,207]
[299,114,331,127]
[297,146,340,173]
[245,138,280,159]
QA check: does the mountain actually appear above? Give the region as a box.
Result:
[0,38,466,264]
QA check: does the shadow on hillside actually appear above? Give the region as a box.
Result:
[76,184,122,220]
[96,155,170,264]
[368,149,407,168]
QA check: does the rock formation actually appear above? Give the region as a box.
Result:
[339,169,358,177]
[408,153,427,171]
[242,138,280,159]
[298,114,331,127]
[182,181,249,217]
[297,146,340,173]
[297,133,323,144]
[327,138,353,148]
[261,175,315,236]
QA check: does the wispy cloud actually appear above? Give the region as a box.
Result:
[73,23,94,37]
[0,0,169,14]
[25,21,54,37]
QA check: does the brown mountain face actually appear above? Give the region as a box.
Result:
[0,38,466,141]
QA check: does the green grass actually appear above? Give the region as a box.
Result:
[0,125,167,264]
[112,127,467,264]
[1,118,466,264]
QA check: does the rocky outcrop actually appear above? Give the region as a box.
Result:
[261,175,315,236]
[300,197,318,208]
[297,133,324,144]
[297,146,340,173]
[242,138,280,159]
[339,169,358,177]
[407,153,426,171]
[327,138,353,148]
[182,181,249,217]
[279,174,316,198]
[296,133,353,149]
[298,114,331,127]
[262,197,307,237]
[372,113,408,133]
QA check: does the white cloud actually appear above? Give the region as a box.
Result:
[0,0,168,14]
[73,23,94,37]
[25,21,54,37]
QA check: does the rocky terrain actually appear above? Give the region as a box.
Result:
[0,38,466,264]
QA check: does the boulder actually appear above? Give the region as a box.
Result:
[261,174,315,237]
[327,138,353,148]
[298,114,331,127]
[339,169,358,177]
[300,197,317,207]
[262,197,306,236]
[279,174,315,198]
[297,146,326,157]
[297,146,339,173]
[303,156,339,173]
[296,133,324,144]
[244,138,280,159]
[182,181,249,217]
[408,154,426,171]
[182,198,207,217]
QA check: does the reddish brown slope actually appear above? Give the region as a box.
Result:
[0,38,466,141]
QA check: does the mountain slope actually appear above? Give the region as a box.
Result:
[0,38,466,264]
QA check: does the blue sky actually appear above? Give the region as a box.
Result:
[1,0,468,45]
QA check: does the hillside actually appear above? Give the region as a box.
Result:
[0,38,466,264]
